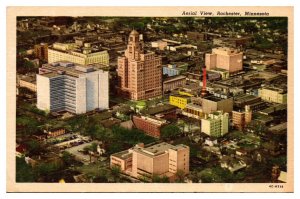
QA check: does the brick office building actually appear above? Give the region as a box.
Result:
[117,30,162,100]
[132,115,167,138]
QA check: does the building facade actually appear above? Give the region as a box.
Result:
[110,142,189,180]
[48,42,109,66]
[34,43,48,61]
[232,105,252,130]
[163,64,181,77]
[202,96,233,114]
[201,111,229,137]
[186,31,205,41]
[117,30,162,100]
[132,115,167,138]
[18,75,37,92]
[37,61,109,114]
[205,47,243,73]
[169,95,190,109]
[163,75,186,93]
[258,87,287,104]
[182,103,205,120]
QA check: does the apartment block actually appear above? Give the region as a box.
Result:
[37,61,109,114]
[201,111,229,138]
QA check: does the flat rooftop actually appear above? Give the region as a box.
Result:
[268,122,287,133]
[39,61,102,78]
[204,95,229,102]
[134,142,188,157]
[259,104,287,115]
[111,149,132,160]
[234,94,260,102]
[185,103,202,110]
[141,104,177,115]
[163,75,186,83]
[261,86,287,94]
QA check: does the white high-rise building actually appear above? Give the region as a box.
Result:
[37,61,109,114]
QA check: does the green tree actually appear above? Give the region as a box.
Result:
[160,124,181,140]
[16,157,36,182]
[25,140,44,155]
[152,174,170,183]
[175,170,185,183]
[16,116,40,136]
[83,142,98,153]
[67,115,88,132]
[36,160,64,177]
[61,151,75,167]
[110,165,121,182]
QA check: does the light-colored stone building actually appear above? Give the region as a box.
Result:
[110,142,189,180]
[18,75,37,92]
[205,47,243,73]
[202,95,233,114]
[117,30,162,100]
[201,111,229,138]
[48,42,109,66]
[258,87,287,104]
[37,61,109,114]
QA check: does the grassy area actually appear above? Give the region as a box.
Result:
[76,161,108,177]
[91,111,112,121]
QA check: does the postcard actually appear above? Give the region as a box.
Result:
[7,6,294,192]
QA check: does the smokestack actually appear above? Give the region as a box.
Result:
[201,66,207,97]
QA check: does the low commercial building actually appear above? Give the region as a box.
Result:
[163,64,182,77]
[110,142,190,180]
[141,104,177,120]
[169,95,191,109]
[182,103,205,120]
[201,111,229,138]
[48,42,109,66]
[18,75,37,92]
[132,115,167,138]
[202,95,233,114]
[163,75,186,93]
[258,87,287,104]
[234,94,267,111]
[151,40,168,50]
[37,61,109,114]
[110,150,133,172]
[46,128,66,138]
[232,105,252,130]
[186,31,205,41]
[209,68,230,79]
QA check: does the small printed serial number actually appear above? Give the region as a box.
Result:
[269,185,284,188]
